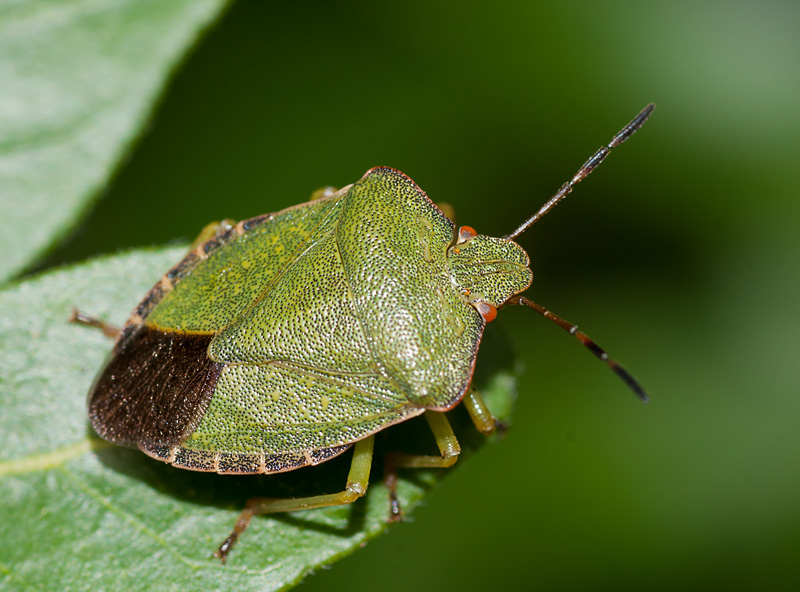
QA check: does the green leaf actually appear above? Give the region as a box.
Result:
[0,248,516,592]
[0,0,229,283]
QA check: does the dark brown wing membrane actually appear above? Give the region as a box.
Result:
[88,324,222,451]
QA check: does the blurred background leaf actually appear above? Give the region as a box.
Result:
[0,0,229,282]
[3,0,800,590]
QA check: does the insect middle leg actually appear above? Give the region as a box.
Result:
[384,411,461,521]
[214,436,375,563]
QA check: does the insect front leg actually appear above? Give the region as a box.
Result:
[308,186,338,201]
[214,436,375,563]
[383,411,461,522]
[461,387,506,435]
[436,202,455,221]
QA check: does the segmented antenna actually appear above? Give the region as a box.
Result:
[504,103,655,240]
[504,295,649,403]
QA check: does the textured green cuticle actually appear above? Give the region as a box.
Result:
[143,168,534,458]
[146,196,343,333]
[447,235,532,307]
[184,168,497,455]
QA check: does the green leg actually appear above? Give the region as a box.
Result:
[69,309,121,340]
[437,202,455,221]
[214,436,375,563]
[190,219,236,250]
[383,411,461,521]
[462,387,504,435]
[309,186,338,201]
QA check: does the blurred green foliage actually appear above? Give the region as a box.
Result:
[15,0,800,590]
[0,0,229,282]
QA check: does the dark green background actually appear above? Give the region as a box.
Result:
[39,1,800,590]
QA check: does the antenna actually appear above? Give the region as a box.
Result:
[504,296,649,403]
[504,103,655,241]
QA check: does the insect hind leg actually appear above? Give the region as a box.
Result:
[214,436,375,563]
[383,411,461,522]
[69,309,121,340]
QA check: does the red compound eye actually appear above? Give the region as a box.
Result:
[475,302,497,323]
[457,225,477,244]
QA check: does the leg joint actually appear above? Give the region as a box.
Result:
[345,481,368,500]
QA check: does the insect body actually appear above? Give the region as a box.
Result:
[78,104,654,561]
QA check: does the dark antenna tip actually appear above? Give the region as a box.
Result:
[610,103,655,148]
[504,103,655,241]
[611,362,650,404]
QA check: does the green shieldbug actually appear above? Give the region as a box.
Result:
[74,104,654,562]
